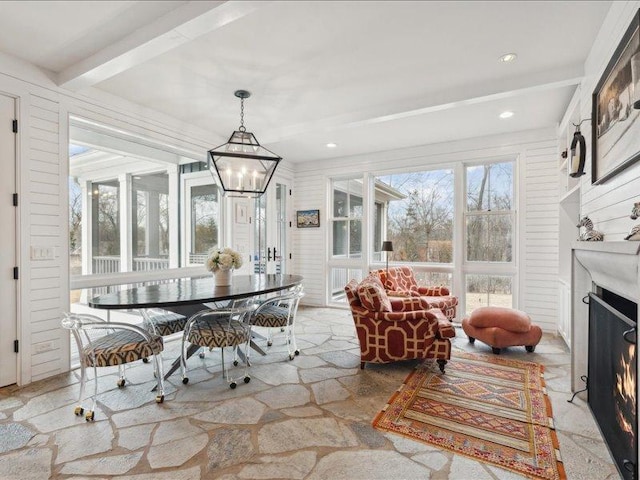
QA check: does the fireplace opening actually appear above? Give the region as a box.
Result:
[588,290,637,480]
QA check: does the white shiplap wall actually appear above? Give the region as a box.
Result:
[28,93,66,381]
[292,129,560,332]
[522,143,559,331]
[577,1,640,235]
[0,50,214,385]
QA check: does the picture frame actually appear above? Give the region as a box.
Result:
[296,209,320,228]
[592,8,640,185]
[235,203,248,224]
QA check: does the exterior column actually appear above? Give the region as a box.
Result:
[168,166,179,268]
[119,173,132,272]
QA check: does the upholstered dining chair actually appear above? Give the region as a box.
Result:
[179,301,256,388]
[247,285,305,361]
[61,312,165,422]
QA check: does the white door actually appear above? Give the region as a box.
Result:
[0,94,17,387]
[253,179,290,274]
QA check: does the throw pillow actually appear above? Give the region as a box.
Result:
[357,277,392,312]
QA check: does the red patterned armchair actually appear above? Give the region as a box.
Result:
[372,266,458,321]
[345,276,455,372]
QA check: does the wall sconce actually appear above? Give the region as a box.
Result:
[569,120,589,178]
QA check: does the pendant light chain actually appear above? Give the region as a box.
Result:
[239,97,246,132]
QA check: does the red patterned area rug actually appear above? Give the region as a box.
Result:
[373,352,566,480]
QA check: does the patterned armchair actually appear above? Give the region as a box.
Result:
[345,276,455,372]
[372,266,458,321]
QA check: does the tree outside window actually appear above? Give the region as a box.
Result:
[375,169,454,264]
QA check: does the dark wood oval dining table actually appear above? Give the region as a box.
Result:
[86,273,304,384]
[88,273,304,310]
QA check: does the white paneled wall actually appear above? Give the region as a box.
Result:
[0,51,213,385]
[522,143,559,331]
[28,93,66,381]
[292,129,561,333]
[577,1,640,236]
[291,171,326,306]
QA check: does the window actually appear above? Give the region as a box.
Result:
[465,275,513,315]
[464,160,515,310]
[330,267,363,303]
[331,178,363,258]
[190,183,220,262]
[132,173,170,271]
[92,180,120,273]
[375,169,454,263]
[465,162,514,262]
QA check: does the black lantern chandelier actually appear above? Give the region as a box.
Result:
[208,90,281,197]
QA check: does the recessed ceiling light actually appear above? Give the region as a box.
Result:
[326,142,337,148]
[499,111,514,119]
[499,53,517,63]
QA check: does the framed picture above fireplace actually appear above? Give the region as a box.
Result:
[592,9,640,185]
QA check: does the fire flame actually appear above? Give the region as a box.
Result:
[615,343,636,444]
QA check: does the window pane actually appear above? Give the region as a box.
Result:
[330,268,363,303]
[349,220,362,257]
[375,169,454,264]
[465,275,512,316]
[333,220,348,256]
[466,214,512,262]
[191,184,219,262]
[413,271,453,291]
[69,177,82,276]
[132,173,169,271]
[93,181,120,274]
[489,162,513,210]
[467,162,513,212]
[333,186,348,218]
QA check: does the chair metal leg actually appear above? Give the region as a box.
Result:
[117,364,126,387]
[153,353,165,402]
[74,361,87,417]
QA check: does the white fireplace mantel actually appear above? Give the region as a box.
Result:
[571,241,639,394]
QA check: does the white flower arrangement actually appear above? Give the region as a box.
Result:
[206,247,243,273]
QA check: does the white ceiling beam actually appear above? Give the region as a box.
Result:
[260,64,584,144]
[58,1,268,91]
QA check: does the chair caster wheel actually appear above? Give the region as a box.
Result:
[289,354,294,361]
[233,360,239,366]
[244,376,250,384]
[199,352,205,359]
[294,350,300,356]
[142,357,149,363]
[74,406,84,416]
[155,395,164,404]
[280,327,285,332]
[182,377,189,384]
[230,382,237,389]
[85,411,95,422]
[525,345,536,353]
[117,378,126,388]
[267,341,273,347]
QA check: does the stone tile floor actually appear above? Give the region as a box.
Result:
[0,306,619,479]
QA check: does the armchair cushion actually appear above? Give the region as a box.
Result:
[357,276,392,312]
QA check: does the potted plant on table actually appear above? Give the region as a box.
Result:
[206,247,243,286]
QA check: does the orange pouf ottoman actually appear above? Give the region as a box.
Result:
[461,306,542,355]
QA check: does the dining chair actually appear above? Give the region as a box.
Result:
[61,312,165,422]
[179,301,256,388]
[247,284,305,361]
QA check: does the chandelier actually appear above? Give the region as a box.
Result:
[208,90,281,197]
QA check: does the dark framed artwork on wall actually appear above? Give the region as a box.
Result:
[592,8,640,185]
[296,209,320,228]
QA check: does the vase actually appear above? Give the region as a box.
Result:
[214,268,233,286]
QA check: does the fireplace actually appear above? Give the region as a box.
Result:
[588,289,637,480]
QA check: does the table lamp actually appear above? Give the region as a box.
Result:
[381,241,393,275]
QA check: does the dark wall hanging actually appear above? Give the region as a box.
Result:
[570,121,587,178]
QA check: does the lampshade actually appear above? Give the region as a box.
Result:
[208,90,281,198]
[381,241,393,252]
